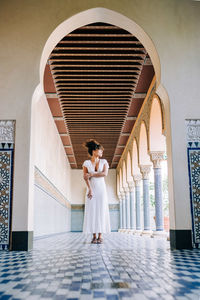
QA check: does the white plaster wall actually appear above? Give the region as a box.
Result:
[34,184,71,237]
[32,91,71,235]
[71,169,118,204]
[33,93,71,200]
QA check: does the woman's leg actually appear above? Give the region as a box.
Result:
[97,233,103,243]
[91,233,97,243]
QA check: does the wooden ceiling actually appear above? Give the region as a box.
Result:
[44,22,154,169]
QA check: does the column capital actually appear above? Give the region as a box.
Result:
[127,181,135,192]
[133,174,142,186]
[120,191,125,198]
[117,193,122,201]
[124,186,130,195]
[140,165,152,180]
[150,151,165,168]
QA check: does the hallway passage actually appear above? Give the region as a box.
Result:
[0,233,200,300]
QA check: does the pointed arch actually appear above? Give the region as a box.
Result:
[39,7,161,91]
[149,95,166,152]
[126,151,132,182]
[139,121,151,165]
[132,138,140,175]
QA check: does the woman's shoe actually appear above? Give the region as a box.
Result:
[91,237,97,244]
[97,238,103,244]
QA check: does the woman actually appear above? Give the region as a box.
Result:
[82,140,111,244]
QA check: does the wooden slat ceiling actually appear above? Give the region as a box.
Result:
[44,22,154,169]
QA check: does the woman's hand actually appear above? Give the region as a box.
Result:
[87,188,93,199]
[84,173,93,180]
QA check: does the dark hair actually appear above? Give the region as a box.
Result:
[84,139,104,156]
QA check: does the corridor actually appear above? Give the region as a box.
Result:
[0,233,199,300]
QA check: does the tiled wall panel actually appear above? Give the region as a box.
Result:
[186,120,200,246]
[0,121,15,250]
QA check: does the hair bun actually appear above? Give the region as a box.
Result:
[83,139,103,156]
[85,140,99,149]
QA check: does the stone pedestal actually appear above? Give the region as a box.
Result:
[128,182,135,231]
[140,165,151,231]
[121,192,126,229]
[124,187,131,229]
[150,152,165,232]
[133,175,142,231]
[118,195,123,230]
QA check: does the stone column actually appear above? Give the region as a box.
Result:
[133,175,142,232]
[121,191,126,230]
[128,181,135,231]
[124,187,131,230]
[150,152,165,232]
[140,165,152,232]
[118,194,123,230]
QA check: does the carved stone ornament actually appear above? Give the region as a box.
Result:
[186,119,200,142]
[127,181,135,192]
[124,186,130,195]
[0,121,15,143]
[133,174,142,186]
[150,151,165,168]
[140,165,152,180]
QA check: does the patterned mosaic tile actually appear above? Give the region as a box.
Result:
[187,148,200,245]
[0,148,14,250]
[0,233,200,299]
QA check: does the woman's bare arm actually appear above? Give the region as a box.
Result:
[87,164,108,179]
[83,166,93,199]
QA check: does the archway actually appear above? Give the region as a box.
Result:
[30,7,174,248]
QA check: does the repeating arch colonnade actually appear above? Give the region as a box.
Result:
[117,79,168,235]
[33,7,173,241]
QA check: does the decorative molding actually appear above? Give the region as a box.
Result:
[34,167,71,209]
[133,93,147,98]
[150,151,165,168]
[45,93,58,98]
[133,174,142,186]
[140,165,152,180]
[53,117,63,121]
[71,203,119,210]
[186,119,200,143]
[124,186,130,195]
[128,181,135,192]
[0,121,15,143]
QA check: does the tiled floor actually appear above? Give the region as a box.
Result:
[0,233,200,300]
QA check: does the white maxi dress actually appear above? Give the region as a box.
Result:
[82,159,111,233]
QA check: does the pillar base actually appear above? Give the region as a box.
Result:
[11,231,33,251]
[128,229,136,234]
[151,230,168,238]
[170,229,193,250]
[135,230,142,235]
[141,230,153,236]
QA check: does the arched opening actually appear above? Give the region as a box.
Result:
[139,121,152,165]
[126,151,132,183]
[132,139,140,176]
[122,160,128,188]
[29,7,174,248]
[149,95,169,233]
[119,168,123,193]
[149,95,166,152]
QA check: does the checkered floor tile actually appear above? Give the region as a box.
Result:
[0,232,200,299]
